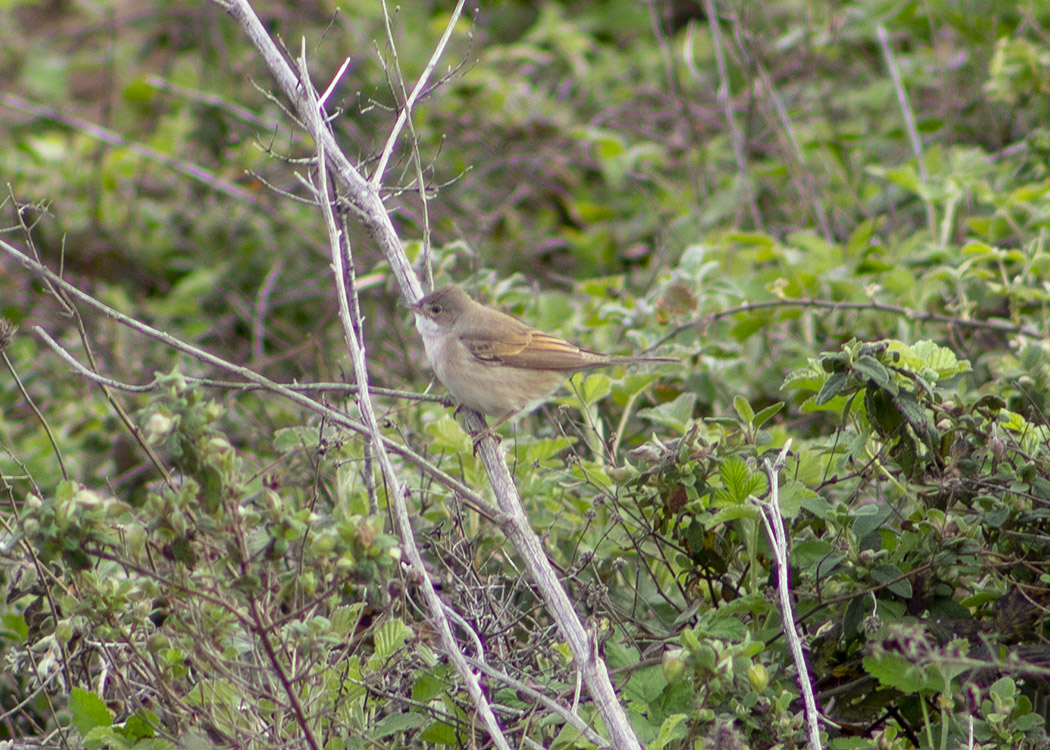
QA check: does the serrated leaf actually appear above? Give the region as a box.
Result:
[777,479,816,519]
[625,665,667,705]
[605,639,641,671]
[518,436,573,464]
[373,619,411,660]
[82,726,128,750]
[908,341,971,378]
[331,604,364,636]
[716,456,764,504]
[115,712,156,740]
[570,372,612,407]
[424,415,470,452]
[801,491,833,519]
[705,504,761,528]
[648,713,689,750]
[862,654,928,692]
[69,688,112,735]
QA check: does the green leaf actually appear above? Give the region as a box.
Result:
[373,619,411,660]
[872,564,912,598]
[412,671,448,703]
[865,386,902,436]
[851,504,893,543]
[69,688,112,736]
[705,504,761,528]
[791,539,832,568]
[852,355,893,391]
[989,676,1016,701]
[733,395,755,423]
[1,613,28,642]
[842,596,868,639]
[570,372,612,406]
[331,604,364,636]
[776,479,814,518]
[625,665,667,706]
[82,726,130,750]
[1015,714,1044,731]
[115,712,156,740]
[272,426,312,453]
[605,639,641,670]
[894,340,971,379]
[419,720,458,744]
[889,389,937,451]
[752,402,785,429]
[816,372,850,405]
[615,372,662,400]
[862,653,928,693]
[371,712,426,739]
[716,456,766,504]
[638,392,696,432]
[424,415,470,452]
[647,713,689,750]
[800,489,834,519]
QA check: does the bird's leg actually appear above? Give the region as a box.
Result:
[470,409,519,453]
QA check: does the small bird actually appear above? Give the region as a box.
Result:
[412,285,674,436]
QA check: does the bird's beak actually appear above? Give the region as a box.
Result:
[399,296,423,313]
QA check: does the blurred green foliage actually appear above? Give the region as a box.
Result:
[2,0,1050,748]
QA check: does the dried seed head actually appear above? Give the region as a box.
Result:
[0,319,17,352]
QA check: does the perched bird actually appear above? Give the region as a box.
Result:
[412,285,674,435]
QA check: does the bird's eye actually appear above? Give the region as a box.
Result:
[428,304,442,315]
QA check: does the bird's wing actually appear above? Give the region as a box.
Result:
[462,328,604,370]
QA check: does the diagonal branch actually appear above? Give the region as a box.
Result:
[204,2,644,747]
[293,41,511,750]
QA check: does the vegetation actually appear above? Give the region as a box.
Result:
[2,0,1050,748]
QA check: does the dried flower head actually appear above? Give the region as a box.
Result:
[0,319,17,352]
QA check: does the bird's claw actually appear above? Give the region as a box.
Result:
[471,428,501,455]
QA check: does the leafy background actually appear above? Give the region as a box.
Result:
[2,0,1050,748]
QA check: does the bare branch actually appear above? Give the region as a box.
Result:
[755,442,823,750]
[294,39,512,750]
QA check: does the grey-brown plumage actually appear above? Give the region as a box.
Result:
[413,285,674,427]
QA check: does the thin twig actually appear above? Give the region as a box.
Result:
[0,239,499,524]
[876,25,937,241]
[35,329,157,393]
[370,0,466,192]
[692,2,761,227]
[754,441,823,750]
[652,296,1048,350]
[0,93,256,203]
[731,18,832,242]
[207,3,644,746]
[296,42,512,750]
[373,0,466,290]
[462,655,611,749]
[2,351,67,480]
